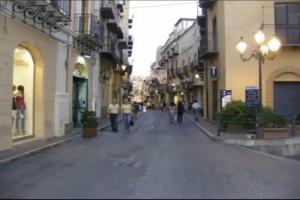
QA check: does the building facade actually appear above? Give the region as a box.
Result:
[198,0,300,121]
[0,0,132,151]
[99,0,133,117]
[156,18,203,108]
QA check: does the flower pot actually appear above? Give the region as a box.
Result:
[83,128,97,138]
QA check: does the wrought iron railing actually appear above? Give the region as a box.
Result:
[102,37,116,56]
[74,14,103,44]
[199,32,218,57]
[0,0,71,33]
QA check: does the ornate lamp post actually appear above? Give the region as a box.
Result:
[236,29,281,109]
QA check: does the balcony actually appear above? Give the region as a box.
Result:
[74,14,103,53]
[2,0,71,33]
[107,19,119,33]
[100,37,116,59]
[101,0,115,19]
[118,36,128,49]
[167,50,173,58]
[199,33,218,59]
[116,26,124,39]
[117,0,124,12]
[182,81,194,90]
[193,72,204,86]
[193,61,205,72]
[265,24,300,46]
[199,0,216,8]
[175,68,185,80]
[172,47,179,56]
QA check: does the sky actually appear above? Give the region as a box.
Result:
[128,0,198,77]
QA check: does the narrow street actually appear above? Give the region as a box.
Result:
[0,111,299,199]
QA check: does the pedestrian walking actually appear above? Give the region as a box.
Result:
[133,101,139,120]
[121,99,132,132]
[177,100,184,124]
[192,100,201,121]
[168,102,176,124]
[108,98,119,133]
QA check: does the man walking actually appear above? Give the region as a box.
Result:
[177,100,184,124]
[108,98,119,133]
[121,99,132,132]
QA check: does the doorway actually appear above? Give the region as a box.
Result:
[12,46,35,139]
[73,76,88,128]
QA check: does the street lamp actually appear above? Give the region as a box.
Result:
[236,28,281,108]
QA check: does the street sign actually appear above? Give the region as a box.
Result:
[220,90,232,108]
[245,86,259,108]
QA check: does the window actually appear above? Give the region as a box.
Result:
[275,3,300,44]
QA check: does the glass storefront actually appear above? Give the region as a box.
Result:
[12,46,34,139]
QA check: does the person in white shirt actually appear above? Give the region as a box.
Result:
[192,100,201,121]
[108,98,120,133]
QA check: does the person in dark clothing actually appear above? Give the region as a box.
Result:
[177,101,184,124]
[133,101,139,120]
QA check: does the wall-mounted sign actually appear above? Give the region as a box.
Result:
[220,90,232,108]
[210,66,217,78]
[245,86,259,108]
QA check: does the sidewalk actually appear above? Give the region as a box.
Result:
[0,117,121,165]
[184,113,300,157]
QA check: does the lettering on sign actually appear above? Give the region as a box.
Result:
[245,86,259,108]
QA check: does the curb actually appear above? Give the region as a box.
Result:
[0,121,118,165]
[184,114,220,142]
[184,114,300,164]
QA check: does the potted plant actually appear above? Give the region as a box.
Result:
[80,110,99,138]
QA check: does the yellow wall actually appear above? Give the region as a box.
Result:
[204,1,300,120]
[223,1,300,108]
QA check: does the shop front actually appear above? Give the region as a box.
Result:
[12,46,35,140]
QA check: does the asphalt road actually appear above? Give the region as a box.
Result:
[0,111,299,199]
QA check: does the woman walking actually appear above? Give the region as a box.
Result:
[108,98,119,133]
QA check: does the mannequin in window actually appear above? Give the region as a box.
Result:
[12,85,18,135]
[16,85,26,135]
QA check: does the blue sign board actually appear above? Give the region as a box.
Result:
[220,90,232,108]
[245,87,259,108]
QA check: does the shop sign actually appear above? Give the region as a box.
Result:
[245,86,259,108]
[220,90,232,108]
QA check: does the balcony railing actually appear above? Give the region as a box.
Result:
[101,0,115,19]
[1,0,71,33]
[74,14,103,52]
[101,37,116,58]
[199,33,218,59]
[265,24,300,46]
[117,0,124,12]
